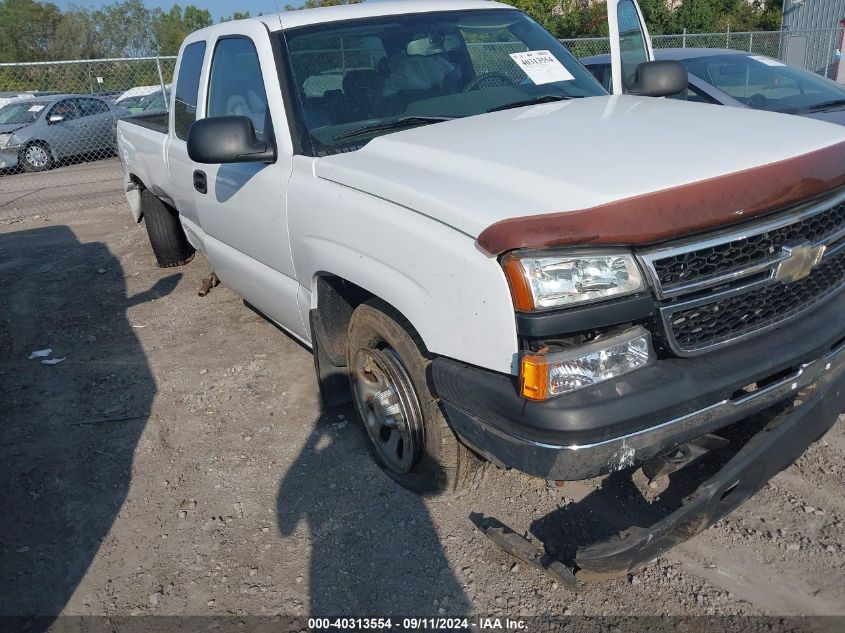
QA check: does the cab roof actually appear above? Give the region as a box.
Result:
[256,0,511,32]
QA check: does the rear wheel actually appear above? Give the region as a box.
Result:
[141,189,195,267]
[20,142,53,172]
[347,300,482,495]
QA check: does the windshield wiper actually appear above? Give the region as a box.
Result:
[788,98,845,114]
[332,116,455,141]
[486,94,578,113]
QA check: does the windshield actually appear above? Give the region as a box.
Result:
[0,101,47,125]
[280,8,605,155]
[682,54,845,113]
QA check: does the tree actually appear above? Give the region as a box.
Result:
[221,10,252,22]
[94,0,154,57]
[637,0,677,34]
[284,0,363,10]
[0,0,62,62]
[50,8,103,60]
[151,4,212,55]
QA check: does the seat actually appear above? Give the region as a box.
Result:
[225,85,266,136]
[341,69,386,122]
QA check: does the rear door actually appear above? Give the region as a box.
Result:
[76,97,114,152]
[607,0,655,94]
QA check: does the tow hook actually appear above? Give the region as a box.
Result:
[469,513,581,591]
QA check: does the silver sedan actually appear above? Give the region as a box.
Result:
[0,94,126,172]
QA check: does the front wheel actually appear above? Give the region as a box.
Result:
[347,300,483,495]
[20,142,53,172]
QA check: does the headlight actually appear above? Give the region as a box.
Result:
[521,327,653,400]
[0,133,12,149]
[502,250,645,311]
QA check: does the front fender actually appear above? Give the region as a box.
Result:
[288,166,519,375]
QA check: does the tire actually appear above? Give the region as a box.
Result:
[20,142,53,172]
[141,189,195,267]
[347,299,482,495]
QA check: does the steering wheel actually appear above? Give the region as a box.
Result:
[464,72,517,92]
[746,93,767,109]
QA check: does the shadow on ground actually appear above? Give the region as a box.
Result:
[276,407,470,616]
[0,225,176,626]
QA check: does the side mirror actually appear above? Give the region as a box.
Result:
[48,115,65,124]
[187,116,276,164]
[628,60,688,98]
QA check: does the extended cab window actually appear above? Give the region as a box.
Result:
[280,8,605,156]
[174,41,206,140]
[207,37,269,139]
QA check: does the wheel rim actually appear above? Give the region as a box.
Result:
[352,347,424,474]
[25,145,48,168]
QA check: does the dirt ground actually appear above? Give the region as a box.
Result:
[1,163,844,626]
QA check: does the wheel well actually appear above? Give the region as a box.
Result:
[24,139,51,153]
[313,274,373,365]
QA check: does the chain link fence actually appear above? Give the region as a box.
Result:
[561,27,845,80]
[0,57,175,178]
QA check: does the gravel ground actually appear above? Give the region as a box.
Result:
[0,174,843,625]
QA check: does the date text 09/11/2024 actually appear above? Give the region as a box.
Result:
[307,617,528,630]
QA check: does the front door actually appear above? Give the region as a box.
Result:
[607,0,655,94]
[191,26,306,341]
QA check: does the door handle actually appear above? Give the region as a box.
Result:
[193,170,207,194]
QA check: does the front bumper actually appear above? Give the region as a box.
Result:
[474,364,845,584]
[0,148,19,169]
[432,290,845,481]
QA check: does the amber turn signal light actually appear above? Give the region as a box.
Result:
[520,354,549,401]
[501,253,535,311]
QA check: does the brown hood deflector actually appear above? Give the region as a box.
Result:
[477,140,845,256]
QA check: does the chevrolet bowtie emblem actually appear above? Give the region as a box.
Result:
[773,241,826,284]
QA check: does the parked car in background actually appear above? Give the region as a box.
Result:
[0,94,125,172]
[136,89,170,113]
[94,90,123,101]
[115,85,167,109]
[581,48,845,124]
[0,91,33,110]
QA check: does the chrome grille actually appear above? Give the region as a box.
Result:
[666,251,845,353]
[639,189,845,356]
[652,201,845,290]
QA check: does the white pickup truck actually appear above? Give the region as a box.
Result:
[117,0,845,583]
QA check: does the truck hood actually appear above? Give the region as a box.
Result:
[315,95,845,243]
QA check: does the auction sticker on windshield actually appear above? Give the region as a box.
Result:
[509,50,574,85]
[28,105,45,112]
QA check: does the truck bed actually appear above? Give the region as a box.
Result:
[120,111,169,135]
[116,111,173,221]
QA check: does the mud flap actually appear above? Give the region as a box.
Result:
[309,309,352,408]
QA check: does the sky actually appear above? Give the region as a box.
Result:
[51,0,289,21]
